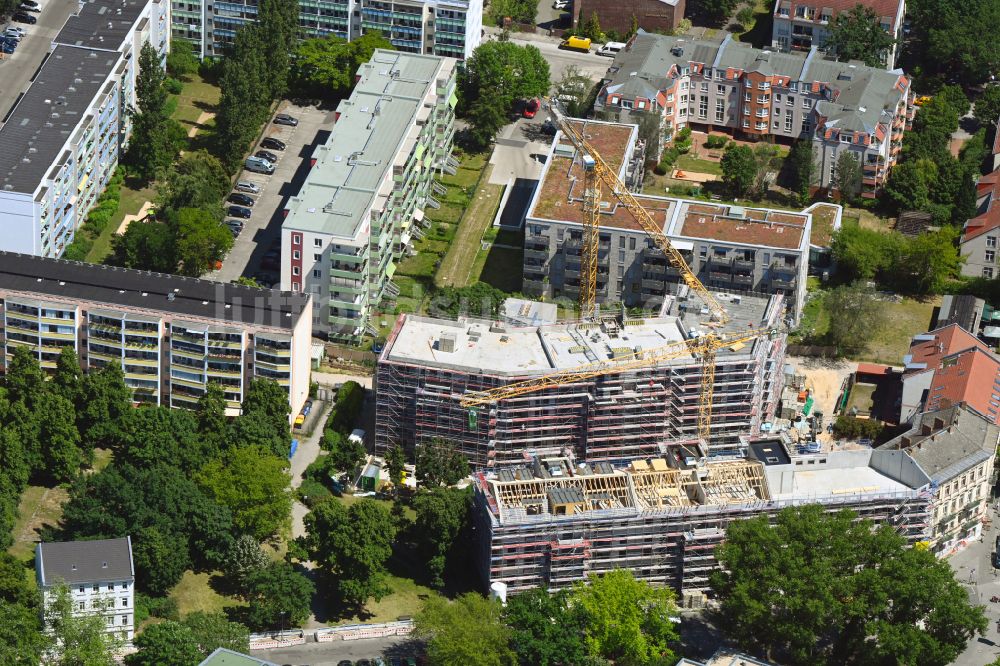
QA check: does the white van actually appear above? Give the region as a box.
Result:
[244,156,274,174]
[597,41,626,57]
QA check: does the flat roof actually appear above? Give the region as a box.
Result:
[53,0,150,52]
[0,252,310,330]
[528,120,679,232]
[384,293,780,376]
[765,450,912,500]
[283,50,452,239]
[0,46,119,195]
[670,201,809,251]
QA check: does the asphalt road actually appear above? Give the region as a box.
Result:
[209,101,335,284]
[0,0,79,122]
[251,635,421,665]
[951,507,1000,666]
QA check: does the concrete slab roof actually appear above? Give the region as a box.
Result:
[54,0,150,52]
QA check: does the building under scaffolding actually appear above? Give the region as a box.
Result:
[374,293,787,468]
[472,446,933,602]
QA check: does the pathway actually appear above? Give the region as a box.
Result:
[115,200,155,235]
[435,164,503,287]
[188,111,215,138]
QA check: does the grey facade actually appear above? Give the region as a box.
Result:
[595,31,913,197]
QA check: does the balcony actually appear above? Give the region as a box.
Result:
[771,277,796,290]
[524,248,549,262]
[732,257,755,269]
[732,273,753,286]
[709,271,732,282]
[770,260,797,274]
[707,255,731,268]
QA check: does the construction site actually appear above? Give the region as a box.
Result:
[374,289,786,468]
[472,445,933,603]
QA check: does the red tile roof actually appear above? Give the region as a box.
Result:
[924,348,1000,423]
[962,176,1000,243]
[856,362,891,376]
[906,324,990,370]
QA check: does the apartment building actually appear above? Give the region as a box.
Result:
[595,31,913,197]
[172,0,481,60]
[572,0,684,37]
[878,405,998,557]
[0,0,170,258]
[0,252,312,418]
[375,293,787,468]
[771,0,906,67]
[473,448,931,598]
[37,537,136,642]
[900,324,1000,425]
[281,50,456,342]
[522,119,810,319]
[960,130,1000,278]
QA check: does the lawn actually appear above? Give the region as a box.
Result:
[332,574,440,626]
[675,154,723,176]
[860,297,940,365]
[809,204,839,247]
[8,486,69,561]
[845,382,877,417]
[169,570,245,617]
[84,182,157,263]
[435,164,505,288]
[170,72,221,131]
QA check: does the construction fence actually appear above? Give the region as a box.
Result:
[315,620,415,642]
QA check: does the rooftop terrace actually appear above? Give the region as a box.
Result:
[383,292,781,376]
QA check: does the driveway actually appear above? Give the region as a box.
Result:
[209,101,335,284]
[0,0,79,121]
[951,511,1000,666]
[251,635,421,665]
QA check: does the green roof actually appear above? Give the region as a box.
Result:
[199,648,278,666]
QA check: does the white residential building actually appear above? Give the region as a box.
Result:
[36,537,136,643]
[0,0,170,258]
[173,0,481,60]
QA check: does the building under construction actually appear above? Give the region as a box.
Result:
[472,445,933,601]
[374,292,787,468]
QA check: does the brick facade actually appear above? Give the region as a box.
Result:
[573,0,684,35]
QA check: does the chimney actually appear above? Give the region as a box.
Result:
[933,417,945,431]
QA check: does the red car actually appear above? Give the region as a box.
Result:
[523,98,540,118]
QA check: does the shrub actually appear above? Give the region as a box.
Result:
[832,415,883,441]
[297,479,333,508]
[705,135,728,149]
[654,162,670,176]
[62,241,91,261]
[135,594,180,624]
[164,77,184,95]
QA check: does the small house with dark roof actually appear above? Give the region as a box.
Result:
[36,537,135,641]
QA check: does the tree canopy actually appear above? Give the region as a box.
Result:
[412,487,471,589]
[907,0,1000,87]
[721,145,757,197]
[827,4,897,67]
[244,562,315,630]
[712,504,987,665]
[127,42,182,181]
[415,441,470,487]
[415,593,517,666]
[292,32,394,99]
[197,445,292,541]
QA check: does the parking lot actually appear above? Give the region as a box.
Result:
[0,0,78,120]
[209,101,336,285]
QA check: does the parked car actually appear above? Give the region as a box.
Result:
[225,218,244,232]
[552,0,570,8]
[12,12,36,23]
[227,205,252,219]
[244,156,274,174]
[255,150,278,163]
[20,0,39,8]
[227,192,255,207]
[273,113,298,126]
[0,42,13,54]
[6,25,26,35]
[235,180,260,194]
[522,98,540,119]
[3,30,21,41]
[260,137,286,151]
[18,3,40,12]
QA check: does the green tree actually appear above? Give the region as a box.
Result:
[830,224,902,280]
[257,0,299,100]
[735,6,755,30]
[902,225,963,294]
[974,85,1000,127]
[230,411,291,459]
[108,220,177,273]
[5,346,45,405]
[45,584,123,665]
[386,444,406,488]
[127,42,176,181]
[788,139,816,204]
[182,611,251,656]
[160,150,230,214]
[327,380,365,434]
[215,24,271,171]
[415,441,470,487]
[243,378,292,433]
[907,0,1000,86]
[884,158,937,211]
[505,588,587,666]
[300,498,397,609]
[573,570,678,666]
[166,39,199,78]
[696,0,740,21]
[170,207,233,276]
[77,362,132,450]
[553,65,594,118]
[462,42,550,150]
[415,593,516,666]
[126,621,202,666]
[110,406,210,473]
[0,600,46,666]
[52,347,83,405]
[827,4,897,66]
[37,391,83,483]
[833,151,863,204]
[0,552,38,609]
[412,487,470,589]
[821,282,887,356]
[244,562,315,630]
[198,446,291,541]
[325,430,366,475]
[721,144,757,197]
[223,534,271,595]
[712,505,987,665]
[292,32,394,99]
[198,384,230,452]
[578,11,603,42]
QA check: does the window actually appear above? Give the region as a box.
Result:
[314,253,321,261]
[743,119,750,128]
[699,96,708,118]
[637,100,646,110]
[757,95,768,104]
[988,236,998,248]
[785,114,793,132]
[314,238,322,247]
[292,234,301,245]
[717,84,726,94]
[121,599,128,607]
[803,97,811,108]
[293,250,300,260]
[108,584,113,591]
[313,270,321,278]
[121,583,128,590]
[680,94,688,104]
[622,100,633,109]
[840,134,851,143]
[773,120,780,129]
[700,81,708,91]
[79,602,85,610]
[93,585,98,592]
[79,586,84,593]
[629,237,636,250]
[292,267,300,276]
[121,616,128,625]
[787,95,794,106]
[618,250,625,263]
[618,236,625,248]
[758,82,770,90]
[802,118,812,133]
[667,93,674,102]
[987,250,996,263]
[680,81,688,90]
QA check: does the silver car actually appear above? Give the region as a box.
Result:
[236,180,260,194]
